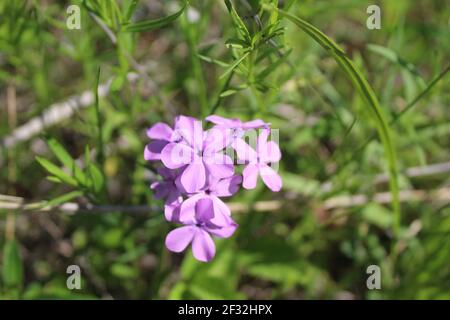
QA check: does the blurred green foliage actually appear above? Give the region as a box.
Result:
[0,0,449,299]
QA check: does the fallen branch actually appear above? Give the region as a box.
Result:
[1,187,449,215]
[0,199,278,215]
[374,162,450,184]
[0,78,113,149]
[323,187,450,209]
[320,161,450,192]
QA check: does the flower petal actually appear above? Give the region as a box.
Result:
[150,181,169,199]
[203,127,232,153]
[180,161,206,193]
[164,202,181,222]
[256,128,270,154]
[206,218,237,238]
[242,119,268,129]
[192,229,216,262]
[204,154,234,179]
[260,141,281,163]
[179,193,204,224]
[144,140,168,161]
[242,164,259,189]
[213,195,231,214]
[210,175,242,197]
[160,142,194,169]
[147,122,173,141]
[174,115,203,151]
[195,198,215,223]
[205,115,227,125]
[209,196,232,227]
[165,226,195,253]
[259,164,282,192]
[166,188,182,206]
[205,115,237,127]
[157,167,176,180]
[232,138,257,163]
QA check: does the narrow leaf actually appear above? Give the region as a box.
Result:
[87,163,105,194]
[257,48,292,80]
[224,0,251,42]
[2,240,24,287]
[47,138,87,185]
[36,156,78,187]
[122,0,188,33]
[44,190,84,207]
[220,51,250,79]
[265,5,401,235]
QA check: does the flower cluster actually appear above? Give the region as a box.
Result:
[144,115,282,262]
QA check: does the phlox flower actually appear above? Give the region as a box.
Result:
[165,197,237,262]
[160,116,234,193]
[233,129,282,192]
[145,114,282,262]
[178,174,241,228]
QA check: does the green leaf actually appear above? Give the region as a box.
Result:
[36,156,78,187]
[122,0,188,33]
[44,190,84,207]
[257,48,292,80]
[47,138,87,185]
[245,262,318,288]
[392,65,450,122]
[94,67,105,166]
[110,263,138,279]
[2,240,24,287]
[46,176,63,184]
[189,276,244,299]
[47,138,73,168]
[168,282,187,299]
[84,145,92,167]
[281,172,321,196]
[110,73,126,91]
[83,144,105,195]
[101,228,123,248]
[362,203,393,229]
[124,0,139,22]
[367,44,426,89]
[219,84,248,97]
[225,38,249,49]
[220,51,250,79]
[86,163,105,194]
[197,54,230,67]
[224,0,251,42]
[265,5,401,236]
[268,0,279,27]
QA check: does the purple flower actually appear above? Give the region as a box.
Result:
[178,193,237,237]
[160,116,234,193]
[165,197,237,262]
[233,129,282,192]
[145,115,282,262]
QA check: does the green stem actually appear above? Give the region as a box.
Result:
[210,71,235,115]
